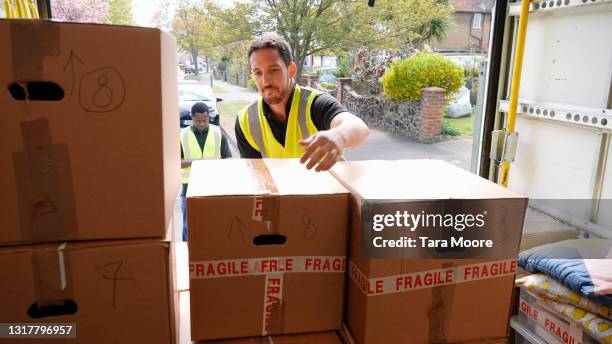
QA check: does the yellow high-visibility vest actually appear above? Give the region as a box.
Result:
[238,85,321,158]
[3,0,39,18]
[181,124,221,184]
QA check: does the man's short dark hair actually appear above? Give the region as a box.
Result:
[191,102,209,115]
[247,33,293,67]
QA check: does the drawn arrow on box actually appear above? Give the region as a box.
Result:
[63,49,84,96]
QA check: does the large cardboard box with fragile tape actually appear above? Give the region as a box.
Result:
[0,239,178,344]
[178,291,343,344]
[0,20,179,244]
[187,159,349,341]
[330,160,528,344]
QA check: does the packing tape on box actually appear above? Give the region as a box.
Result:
[31,242,74,306]
[348,259,517,296]
[351,260,515,343]
[14,118,79,242]
[11,20,60,81]
[189,256,346,279]
[189,255,346,336]
[247,160,281,235]
[428,261,455,344]
[518,295,586,343]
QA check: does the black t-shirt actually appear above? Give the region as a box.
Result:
[234,86,348,158]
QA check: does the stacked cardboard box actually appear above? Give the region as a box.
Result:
[178,290,343,344]
[516,288,599,344]
[330,160,528,344]
[0,19,180,343]
[186,159,349,341]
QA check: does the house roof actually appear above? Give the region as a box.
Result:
[450,0,493,13]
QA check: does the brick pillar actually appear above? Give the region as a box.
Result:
[336,77,352,103]
[419,87,445,142]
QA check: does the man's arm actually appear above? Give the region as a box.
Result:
[299,111,369,172]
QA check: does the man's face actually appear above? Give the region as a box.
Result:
[249,48,296,105]
[192,112,209,131]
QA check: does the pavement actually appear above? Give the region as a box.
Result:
[196,73,259,102]
[345,129,474,171]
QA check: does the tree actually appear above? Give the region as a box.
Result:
[51,0,110,23]
[172,1,212,75]
[247,0,376,83]
[110,0,133,26]
[228,0,453,83]
[419,18,450,45]
[171,1,255,75]
[152,0,175,32]
[369,0,453,50]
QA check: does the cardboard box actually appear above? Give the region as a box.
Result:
[517,288,599,344]
[203,332,343,344]
[0,20,179,244]
[339,322,508,344]
[187,159,349,341]
[178,291,342,344]
[0,239,177,344]
[330,160,528,344]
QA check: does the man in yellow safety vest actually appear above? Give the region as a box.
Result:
[181,102,231,241]
[235,33,369,171]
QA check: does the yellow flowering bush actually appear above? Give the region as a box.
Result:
[381,53,464,101]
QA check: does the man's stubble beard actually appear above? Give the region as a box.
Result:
[262,79,292,105]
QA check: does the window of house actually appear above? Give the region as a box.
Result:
[473,13,482,29]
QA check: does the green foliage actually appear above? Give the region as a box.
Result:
[318,81,337,90]
[442,114,475,137]
[441,119,461,136]
[333,56,352,78]
[306,68,324,77]
[247,76,257,90]
[381,53,464,101]
[110,0,133,25]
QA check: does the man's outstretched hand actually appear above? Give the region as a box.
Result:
[298,130,344,172]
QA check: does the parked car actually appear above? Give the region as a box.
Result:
[178,82,223,128]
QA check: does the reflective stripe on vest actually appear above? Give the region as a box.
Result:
[181,125,221,184]
[239,85,320,158]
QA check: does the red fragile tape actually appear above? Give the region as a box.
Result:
[349,259,517,296]
[519,296,585,344]
[189,255,346,336]
[189,256,346,279]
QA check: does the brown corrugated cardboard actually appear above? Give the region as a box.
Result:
[339,322,508,344]
[203,332,343,344]
[0,19,179,245]
[178,291,342,344]
[0,239,177,344]
[187,159,349,341]
[330,160,528,344]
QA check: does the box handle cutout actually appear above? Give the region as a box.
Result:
[27,300,78,318]
[253,234,287,246]
[9,82,65,101]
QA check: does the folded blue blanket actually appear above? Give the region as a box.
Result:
[518,239,612,304]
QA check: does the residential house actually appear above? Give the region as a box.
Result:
[433,0,494,53]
